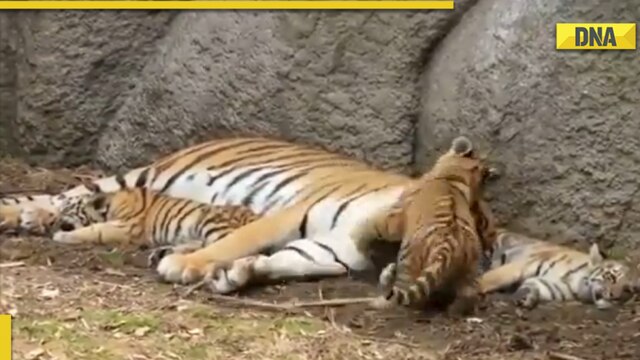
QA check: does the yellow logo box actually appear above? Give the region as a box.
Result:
[0,315,10,360]
[556,23,636,50]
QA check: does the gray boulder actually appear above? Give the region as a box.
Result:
[0,7,475,172]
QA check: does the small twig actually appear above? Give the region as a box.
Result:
[0,261,25,268]
[209,294,295,311]
[352,332,421,350]
[207,294,377,311]
[291,297,377,308]
[182,279,207,297]
[547,351,587,360]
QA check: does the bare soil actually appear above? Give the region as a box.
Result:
[1,158,639,360]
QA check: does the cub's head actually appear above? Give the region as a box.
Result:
[425,136,499,202]
[51,183,112,233]
[587,243,640,310]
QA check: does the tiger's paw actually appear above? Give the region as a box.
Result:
[369,295,395,310]
[514,286,539,309]
[156,253,211,284]
[147,243,203,268]
[378,263,397,290]
[20,206,57,235]
[207,256,258,294]
[52,231,80,244]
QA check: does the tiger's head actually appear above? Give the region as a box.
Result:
[424,136,499,202]
[587,242,640,310]
[51,183,111,233]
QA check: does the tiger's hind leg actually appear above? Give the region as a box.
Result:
[207,237,358,294]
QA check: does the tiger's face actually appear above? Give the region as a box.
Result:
[51,193,109,233]
[587,243,639,309]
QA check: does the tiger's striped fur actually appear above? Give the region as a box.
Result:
[51,178,260,264]
[0,136,497,296]
[478,229,640,309]
[370,136,498,312]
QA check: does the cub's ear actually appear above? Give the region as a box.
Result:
[82,180,102,194]
[89,193,108,211]
[588,242,605,266]
[451,136,473,157]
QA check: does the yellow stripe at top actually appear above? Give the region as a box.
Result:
[0,1,455,10]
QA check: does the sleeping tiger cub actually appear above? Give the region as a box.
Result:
[478,229,640,310]
[51,178,260,266]
[369,136,498,314]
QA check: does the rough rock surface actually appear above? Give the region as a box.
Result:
[418,0,640,247]
[2,11,176,165]
[0,7,475,172]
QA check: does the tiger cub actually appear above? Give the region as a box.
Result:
[478,229,640,309]
[51,182,260,266]
[370,136,498,314]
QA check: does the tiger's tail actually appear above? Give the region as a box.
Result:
[384,241,453,307]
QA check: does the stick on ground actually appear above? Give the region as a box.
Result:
[547,351,587,360]
[207,294,377,311]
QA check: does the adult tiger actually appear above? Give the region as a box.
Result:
[478,229,640,309]
[0,136,498,295]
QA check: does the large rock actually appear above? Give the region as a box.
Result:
[418,0,640,247]
[95,9,475,172]
[7,11,176,166]
[1,7,476,172]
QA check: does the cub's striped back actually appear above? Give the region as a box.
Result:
[51,179,261,254]
[479,229,640,309]
[372,136,497,312]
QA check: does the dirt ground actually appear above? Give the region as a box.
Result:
[1,158,640,360]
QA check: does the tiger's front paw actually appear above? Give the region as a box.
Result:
[207,256,258,294]
[369,295,395,310]
[514,286,539,309]
[156,253,214,284]
[52,231,80,244]
[147,243,203,268]
[378,263,397,290]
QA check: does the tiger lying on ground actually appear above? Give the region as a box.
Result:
[368,136,497,314]
[478,229,640,310]
[0,135,498,298]
[50,177,260,267]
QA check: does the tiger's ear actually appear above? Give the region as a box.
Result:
[451,136,473,157]
[589,242,605,266]
[89,193,108,211]
[83,180,102,194]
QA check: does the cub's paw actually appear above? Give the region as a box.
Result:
[20,207,56,235]
[514,286,539,309]
[156,253,212,284]
[207,256,258,294]
[378,263,397,290]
